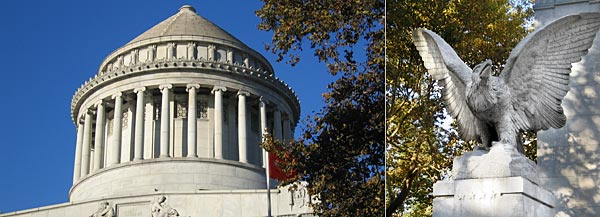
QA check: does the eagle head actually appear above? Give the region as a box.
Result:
[472,59,493,82]
[468,59,498,114]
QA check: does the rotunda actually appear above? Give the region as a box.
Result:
[70,5,299,200]
[1,5,312,217]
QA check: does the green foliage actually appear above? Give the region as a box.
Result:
[257,0,384,216]
[385,0,534,216]
[257,0,384,75]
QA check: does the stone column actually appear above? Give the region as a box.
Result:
[237,91,250,163]
[73,119,84,183]
[159,84,172,158]
[273,108,282,140]
[133,87,146,160]
[93,101,105,171]
[283,116,292,142]
[212,86,226,159]
[80,111,93,176]
[259,97,268,168]
[109,92,123,166]
[187,84,200,158]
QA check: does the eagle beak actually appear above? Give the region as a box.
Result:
[481,65,491,78]
[480,59,492,78]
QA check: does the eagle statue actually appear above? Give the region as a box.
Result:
[412,13,600,154]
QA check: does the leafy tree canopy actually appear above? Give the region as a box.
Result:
[257,0,385,216]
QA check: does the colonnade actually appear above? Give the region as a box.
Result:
[72,84,294,183]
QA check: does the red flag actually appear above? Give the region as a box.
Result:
[268,152,295,181]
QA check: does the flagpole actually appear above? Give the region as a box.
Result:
[266,151,272,217]
[260,99,272,217]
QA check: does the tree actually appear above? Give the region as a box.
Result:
[256,0,385,216]
[385,0,533,216]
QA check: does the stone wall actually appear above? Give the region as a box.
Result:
[1,185,313,217]
[69,159,266,202]
[536,1,600,216]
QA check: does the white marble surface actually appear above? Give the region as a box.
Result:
[434,177,556,217]
[536,1,600,216]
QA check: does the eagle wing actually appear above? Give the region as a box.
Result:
[413,28,485,142]
[501,13,600,132]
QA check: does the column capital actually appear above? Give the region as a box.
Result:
[237,90,250,97]
[159,84,173,92]
[86,107,96,115]
[112,92,122,99]
[133,87,146,93]
[94,100,106,107]
[85,108,96,116]
[259,96,271,105]
[159,84,172,89]
[186,84,201,92]
[211,86,227,94]
[272,105,281,112]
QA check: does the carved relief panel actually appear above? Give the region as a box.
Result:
[197,100,208,119]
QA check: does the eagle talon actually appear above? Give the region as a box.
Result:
[474,144,490,151]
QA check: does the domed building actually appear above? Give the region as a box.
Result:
[1,5,312,217]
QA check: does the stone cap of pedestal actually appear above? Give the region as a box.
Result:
[433,176,557,207]
[452,142,539,184]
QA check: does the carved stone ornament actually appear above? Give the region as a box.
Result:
[151,196,180,217]
[153,102,161,121]
[176,101,188,118]
[187,42,196,60]
[89,201,115,217]
[290,182,310,209]
[122,112,128,129]
[198,100,208,119]
[147,44,157,63]
[412,13,600,154]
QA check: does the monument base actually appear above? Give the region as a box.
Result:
[433,176,557,217]
[453,141,539,184]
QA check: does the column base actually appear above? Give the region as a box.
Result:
[433,176,557,217]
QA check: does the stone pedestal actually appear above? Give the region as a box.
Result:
[433,177,557,217]
[433,142,557,217]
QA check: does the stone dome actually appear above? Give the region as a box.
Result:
[69,5,300,202]
[127,5,242,46]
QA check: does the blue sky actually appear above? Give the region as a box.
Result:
[0,1,337,212]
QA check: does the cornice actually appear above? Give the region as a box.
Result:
[71,58,300,125]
